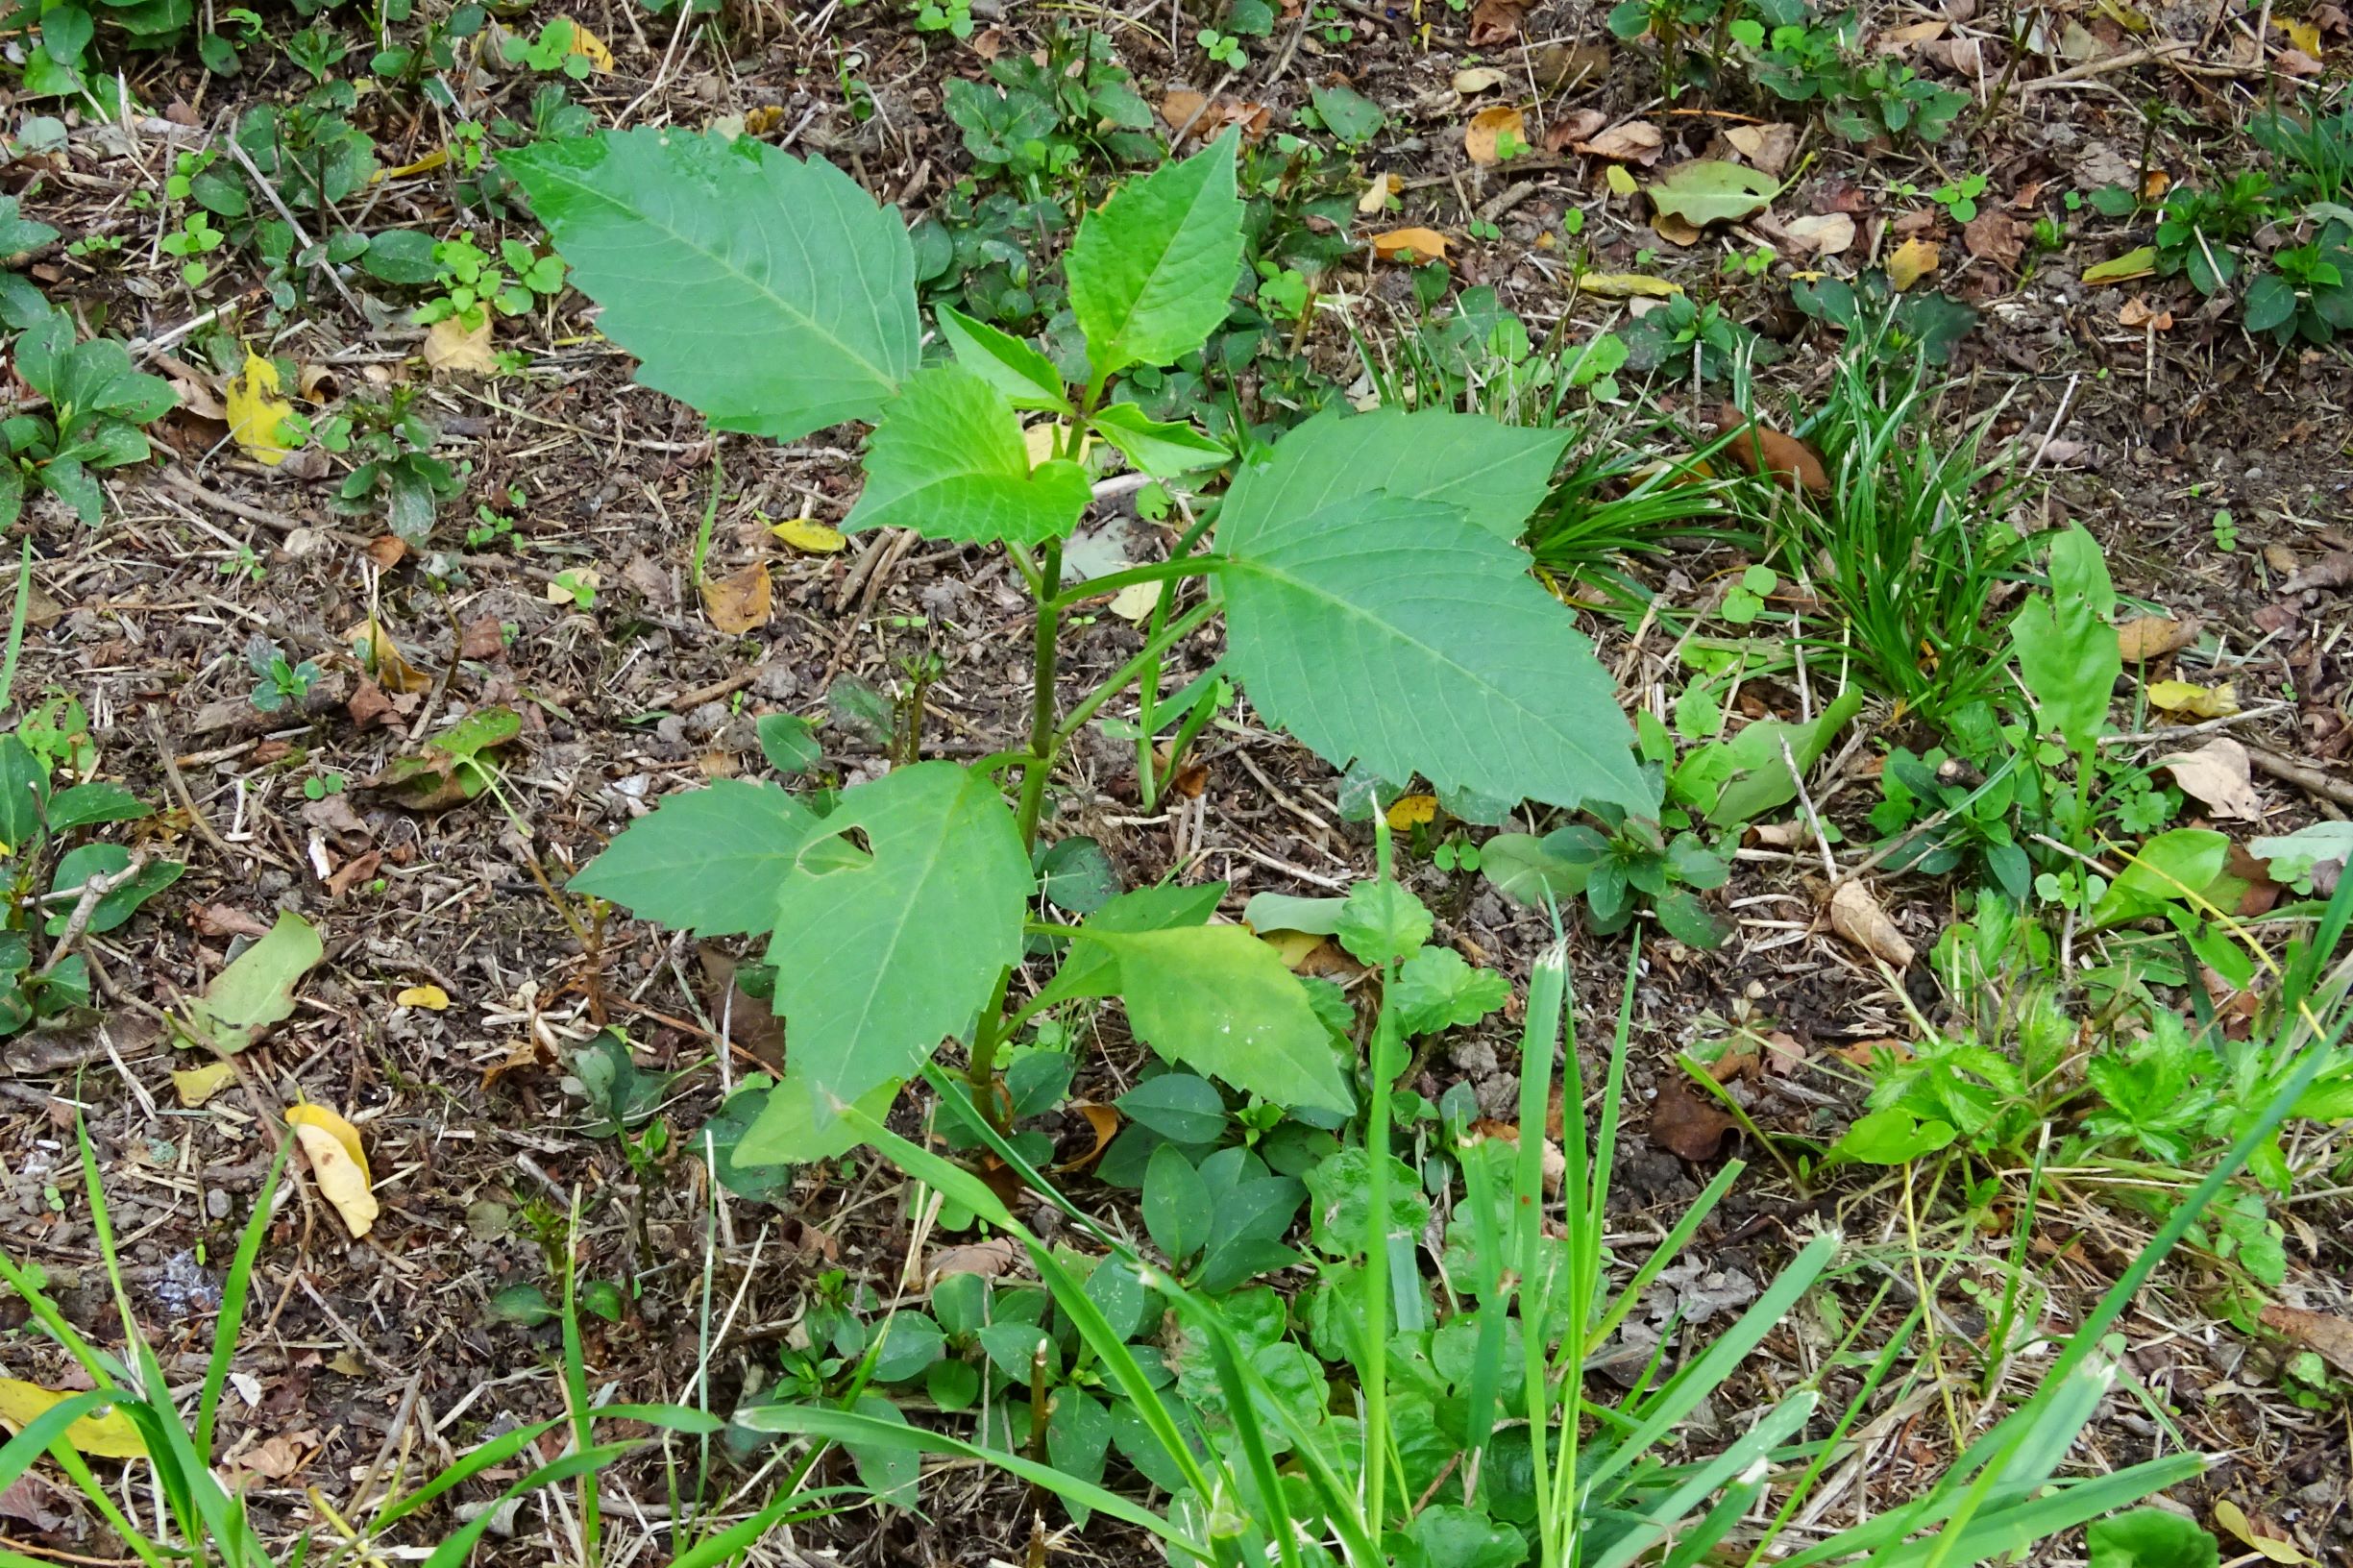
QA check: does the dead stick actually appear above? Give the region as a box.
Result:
[2244,743,2353,810]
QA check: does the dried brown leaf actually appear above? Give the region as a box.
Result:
[2261,1304,2353,1376]
[699,563,772,635]
[1575,120,1665,163]
[1828,879,1916,968]
[2157,738,2265,821]
[1962,209,2025,268]
[2116,614,2199,662]
[1712,404,1830,495]
[1723,122,1798,177]
[1649,1073,1735,1162]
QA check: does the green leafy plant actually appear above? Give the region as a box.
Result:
[0,195,58,330]
[311,385,463,542]
[0,310,177,527]
[510,125,1651,1158]
[2243,221,2353,345]
[1482,804,1733,947]
[739,912,2305,1566]
[944,26,1158,191]
[0,723,176,1036]
[244,635,323,714]
[2151,173,2275,296]
[412,230,568,331]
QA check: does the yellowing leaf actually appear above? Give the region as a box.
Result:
[772,517,846,553]
[2215,1500,2315,1565]
[395,984,450,1010]
[1464,105,1527,166]
[225,352,297,467]
[1109,580,1163,621]
[0,1380,147,1459]
[1604,163,1638,196]
[699,563,772,634]
[286,1104,378,1237]
[1580,272,1683,299]
[423,314,497,376]
[1385,793,1438,829]
[1357,172,1401,214]
[1372,227,1451,264]
[2084,245,2159,284]
[172,1062,236,1108]
[563,20,615,69]
[1262,929,1326,970]
[2147,678,2239,719]
[374,148,451,181]
[1887,236,1940,290]
[2274,16,2322,55]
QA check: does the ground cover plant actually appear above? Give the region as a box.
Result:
[0,2,2351,1566]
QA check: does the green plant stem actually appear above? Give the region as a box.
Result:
[1136,507,1219,813]
[967,967,1017,1131]
[1053,602,1218,751]
[1362,818,1398,1536]
[1014,538,1065,849]
[1043,553,1221,614]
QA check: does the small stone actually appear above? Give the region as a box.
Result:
[207,1188,232,1219]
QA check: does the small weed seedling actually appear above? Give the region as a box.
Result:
[0,310,178,527]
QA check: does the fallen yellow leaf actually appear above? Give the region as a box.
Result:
[2146,679,2239,719]
[1372,227,1450,264]
[1385,794,1438,829]
[772,517,846,553]
[563,19,615,69]
[2083,245,2159,284]
[172,1062,236,1108]
[286,1104,378,1238]
[1887,236,1940,290]
[1262,929,1326,970]
[1580,272,1683,299]
[1108,580,1163,622]
[341,617,431,695]
[2274,15,2322,55]
[225,352,297,467]
[423,314,497,376]
[396,984,450,1011]
[699,563,772,635]
[1464,105,1527,166]
[374,148,451,181]
[0,1380,147,1459]
[1357,172,1401,214]
[1604,164,1639,197]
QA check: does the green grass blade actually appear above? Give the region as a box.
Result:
[1581,1233,1838,1500]
[737,1405,1203,1554]
[1586,1393,1818,1568]
[199,1139,289,1461]
[420,1444,638,1568]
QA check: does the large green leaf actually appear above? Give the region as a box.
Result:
[2011,525,2120,752]
[1217,493,1649,813]
[770,763,1031,1110]
[1070,924,1353,1115]
[845,366,1091,545]
[1066,128,1244,377]
[571,778,818,937]
[502,130,919,439]
[1217,405,1570,547]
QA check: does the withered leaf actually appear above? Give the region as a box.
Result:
[1712,404,1831,495]
[1649,1073,1736,1162]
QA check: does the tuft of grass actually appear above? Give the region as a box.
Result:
[1757,328,2032,743]
[0,1116,800,1568]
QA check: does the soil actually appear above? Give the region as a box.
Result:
[0,1,2350,1564]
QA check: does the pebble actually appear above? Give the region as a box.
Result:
[207,1188,232,1219]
